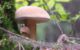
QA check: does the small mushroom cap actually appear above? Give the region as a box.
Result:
[20,26,30,34]
[15,6,50,23]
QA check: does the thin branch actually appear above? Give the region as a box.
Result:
[12,44,18,50]
[0,27,56,48]
[18,42,25,50]
[0,27,80,50]
[69,37,80,40]
[18,42,21,50]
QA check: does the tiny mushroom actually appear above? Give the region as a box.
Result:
[20,26,30,37]
[15,6,50,40]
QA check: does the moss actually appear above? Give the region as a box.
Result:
[0,0,19,34]
[0,0,20,50]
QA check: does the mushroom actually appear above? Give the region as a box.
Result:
[15,6,50,40]
[20,26,30,37]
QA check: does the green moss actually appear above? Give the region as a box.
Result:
[0,0,20,50]
[0,0,19,34]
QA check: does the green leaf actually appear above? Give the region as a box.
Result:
[15,0,23,2]
[15,3,23,9]
[15,0,28,9]
[47,0,55,9]
[55,3,69,21]
[30,2,40,6]
[55,3,66,15]
[70,40,76,43]
[40,0,44,5]
[23,1,28,6]
[50,15,54,19]
[56,0,71,2]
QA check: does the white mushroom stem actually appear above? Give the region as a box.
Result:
[26,19,36,40]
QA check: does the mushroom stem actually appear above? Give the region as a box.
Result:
[26,19,36,40]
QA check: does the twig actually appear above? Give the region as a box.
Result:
[57,34,69,43]
[0,27,80,50]
[69,37,80,40]
[12,44,18,50]
[19,42,25,50]
[18,42,21,50]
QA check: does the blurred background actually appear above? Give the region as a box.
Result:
[1,0,80,43]
[1,0,80,50]
[37,0,80,42]
[14,0,80,43]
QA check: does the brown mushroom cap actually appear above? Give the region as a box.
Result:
[15,6,50,23]
[20,26,30,34]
